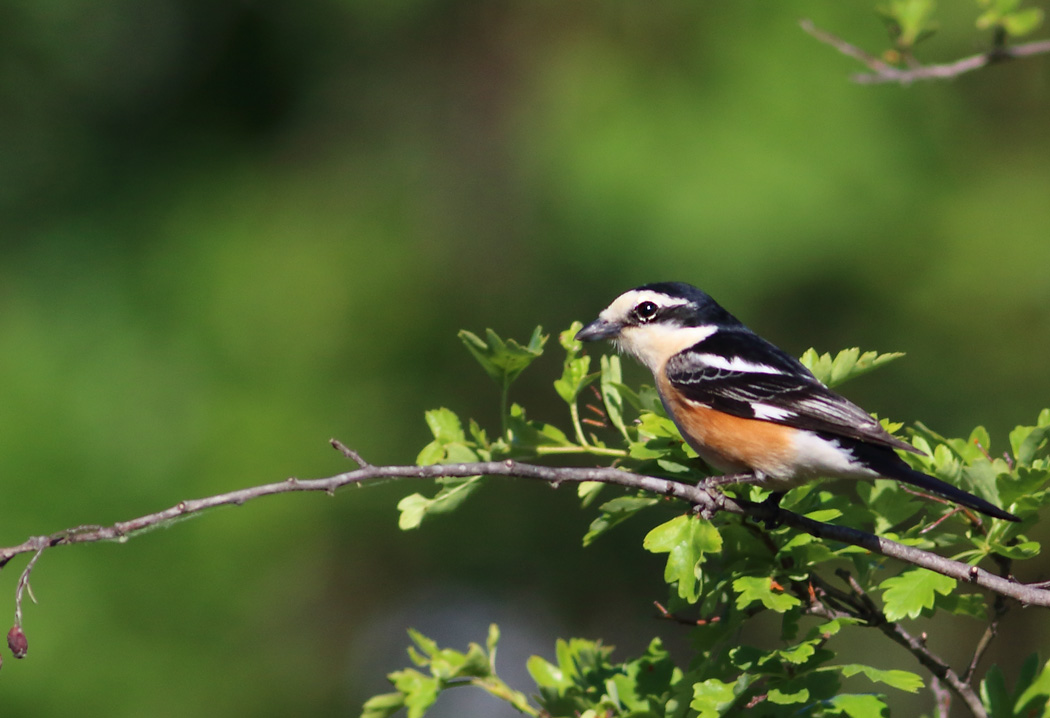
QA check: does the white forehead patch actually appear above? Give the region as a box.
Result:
[598,289,691,323]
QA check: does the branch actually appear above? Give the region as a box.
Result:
[833,570,986,717]
[801,569,985,715]
[2,445,1048,613]
[800,19,1050,85]
[877,617,987,718]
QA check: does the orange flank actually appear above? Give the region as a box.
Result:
[658,374,797,476]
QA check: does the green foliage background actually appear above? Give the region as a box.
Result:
[0,1,1048,715]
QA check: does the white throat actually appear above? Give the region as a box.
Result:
[614,324,718,373]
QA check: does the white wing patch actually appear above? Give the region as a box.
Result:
[691,353,783,375]
[751,404,795,421]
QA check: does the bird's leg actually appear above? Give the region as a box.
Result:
[697,473,785,529]
[699,472,765,490]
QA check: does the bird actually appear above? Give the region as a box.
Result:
[575,281,1019,522]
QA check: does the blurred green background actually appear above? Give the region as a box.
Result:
[1,1,1048,715]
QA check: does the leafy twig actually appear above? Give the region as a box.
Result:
[800,18,1050,84]
[2,449,1048,611]
[805,571,986,718]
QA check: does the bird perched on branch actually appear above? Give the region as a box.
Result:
[576,281,1018,522]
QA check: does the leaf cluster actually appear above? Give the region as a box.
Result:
[877,0,1043,59]
[368,325,1050,718]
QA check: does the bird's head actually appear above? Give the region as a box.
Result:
[576,282,738,372]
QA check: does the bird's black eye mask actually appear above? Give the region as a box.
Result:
[632,302,698,327]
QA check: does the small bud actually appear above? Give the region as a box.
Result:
[7,626,27,659]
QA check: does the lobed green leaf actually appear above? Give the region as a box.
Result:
[459,327,547,388]
[583,495,660,546]
[799,347,904,388]
[644,515,722,604]
[879,568,956,621]
[732,576,802,613]
[836,663,923,692]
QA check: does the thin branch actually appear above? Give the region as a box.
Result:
[838,570,986,717]
[964,559,1011,682]
[805,571,985,718]
[330,439,370,467]
[930,676,953,718]
[1,450,1048,613]
[878,619,987,717]
[800,18,1050,85]
[14,544,46,627]
[653,600,722,627]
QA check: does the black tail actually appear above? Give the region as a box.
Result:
[880,459,1018,522]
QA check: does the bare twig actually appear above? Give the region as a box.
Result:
[800,18,1050,85]
[330,439,370,467]
[964,559,1011,682]
[879,618,987,717]
[930,676,953,718]
[14,543,47,628]
[1,449,1048,613]
[653,600,721,626]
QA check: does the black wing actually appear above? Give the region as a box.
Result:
[665,329,918,453]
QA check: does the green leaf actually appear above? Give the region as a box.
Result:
[1014,654,1050,717]
[485,623,500,656]
[836,664,923,692]
[799,348,905,388]
[577,481,604,507]
[644,515,722,603]
[691,676,752,717]
[600,354,630,439]
[880,0,938,47]
[936,592,989,620]
[459,327,547,389]
[824,693,889,717]
[981,5,1044,35]
[583,495,660,546]
[981,664,1011,718]
[396,475,483,530]
[992,540,1041,560]
[416,408,488,466]
[424,407,466,443]
[768,686,809,705]
[879,569,957,621]
[553,335,592,405]
[1017,424,1050,466]
[804,508,843,523]
[732,576,802,613]
[856,480,922,533]
[507,403,573,449]
[389,669,440,718]
[360,692,405,718]
[526,655,569,690]
[636,411,682,440]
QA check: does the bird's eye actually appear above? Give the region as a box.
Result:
[634,301,659,322]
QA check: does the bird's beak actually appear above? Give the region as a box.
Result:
[576,317,622,342]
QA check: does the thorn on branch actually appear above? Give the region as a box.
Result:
[331,439,370,468]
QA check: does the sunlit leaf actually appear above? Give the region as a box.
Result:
[879,569,956,621]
